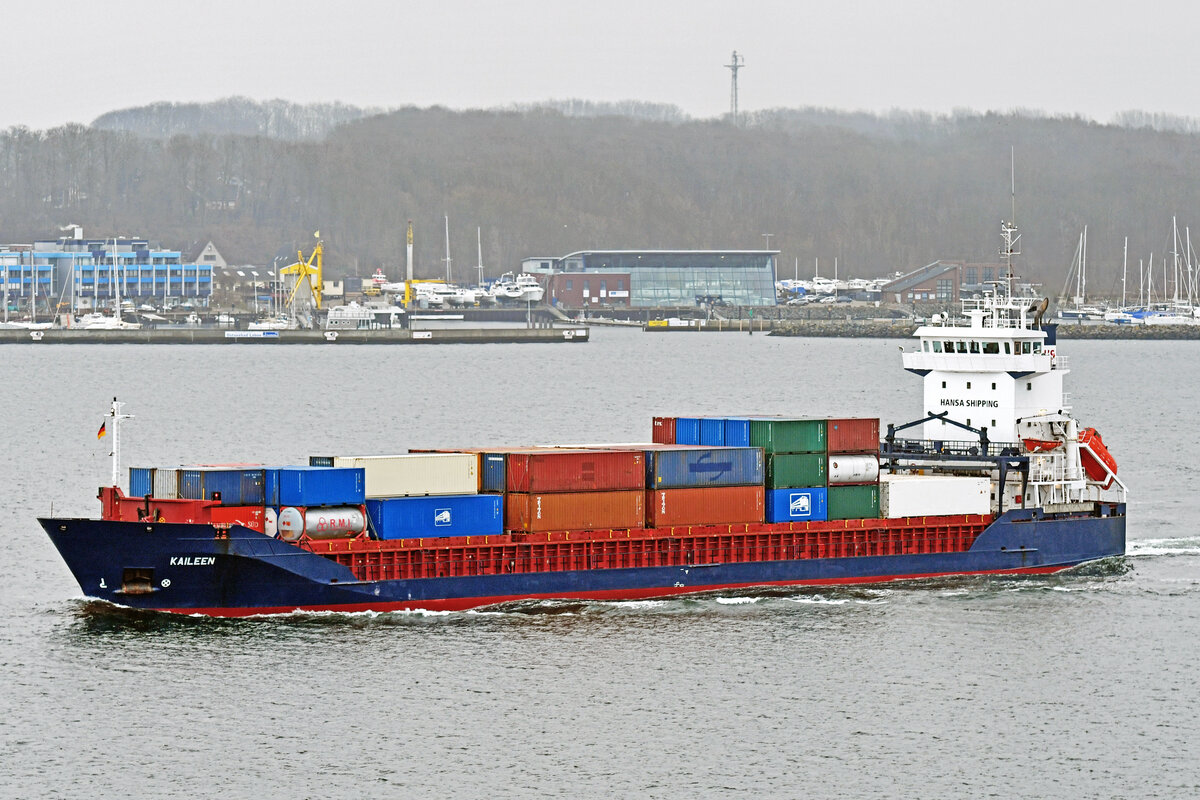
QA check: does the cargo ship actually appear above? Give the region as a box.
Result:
[39,225,1127,616]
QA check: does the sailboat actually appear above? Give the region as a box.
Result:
[1057,227,1105,321]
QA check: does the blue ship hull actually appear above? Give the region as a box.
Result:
[39,507,1125,615]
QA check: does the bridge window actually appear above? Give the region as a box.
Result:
[983,341,999,354]
[924,341,931,352]
[969,341,980,354]
[1021,342,1031,354]
[1033,342,1042,353]
[1004,342,1011,354]
[943,340,954,352]
[956,341,967,353]
[931,341,942,353]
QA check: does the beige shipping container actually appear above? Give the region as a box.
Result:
[330,453,479,498]
[880,474,991,519]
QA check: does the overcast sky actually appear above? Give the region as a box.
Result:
[6,0,1198,131]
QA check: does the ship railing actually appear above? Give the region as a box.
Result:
[881,438,1023,460]
[1027,452,1070,483]
[1052,355,1070,371]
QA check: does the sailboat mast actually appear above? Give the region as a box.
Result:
[1121,236,1128,308]
[476,226,484,286]
[443,215,452,283]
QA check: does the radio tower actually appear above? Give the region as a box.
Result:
[725,50,744,125]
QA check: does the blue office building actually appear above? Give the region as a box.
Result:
[0,233,212,311]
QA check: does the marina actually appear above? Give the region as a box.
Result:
[0,326,588,345]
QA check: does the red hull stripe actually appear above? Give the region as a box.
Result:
[163,565,1068,618]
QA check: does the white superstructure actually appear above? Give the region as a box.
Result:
[895,221,1126,511]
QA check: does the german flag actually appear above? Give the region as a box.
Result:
[97,420,107,440]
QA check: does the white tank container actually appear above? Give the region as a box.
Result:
[827,455,880,484]
[329,453,479,498]
[276,506,367,541]
[880,474,992,519]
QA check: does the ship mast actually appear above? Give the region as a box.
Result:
[107,397,134,488]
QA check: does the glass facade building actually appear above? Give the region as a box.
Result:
[523,251,778,307]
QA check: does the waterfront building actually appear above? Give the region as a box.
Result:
[0,231,212,312]
[522,250,778,308]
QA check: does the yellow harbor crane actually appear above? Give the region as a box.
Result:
[279,233,324,310]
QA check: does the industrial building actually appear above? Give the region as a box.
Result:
[0,230,213,312]
[522,250,778,308]
[882,260,1009,305]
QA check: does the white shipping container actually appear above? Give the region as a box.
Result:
[880,474,991,519]
[330,453,479,498]
[153,468,180,499]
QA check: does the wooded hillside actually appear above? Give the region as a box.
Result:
[2,98,1198,294]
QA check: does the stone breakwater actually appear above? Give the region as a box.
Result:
[768,321,1200,339]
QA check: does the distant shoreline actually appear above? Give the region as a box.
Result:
[766,320,1200,340]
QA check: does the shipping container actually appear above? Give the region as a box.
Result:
[880,474,991,519]
[652,416,676,445]
[646,447,763,489]
[674,417,701,445]
[506,450,645,493]
[270,466,366,507]
[699,417,726,446]
[724,418,751,448]
[766,453,827,489]
[505,490,645,532]
[367,494,504,539]
[178,468,266,506]
[129,467,153,498]
[481,453,507,493]
[310,453,478,498]
[827,454,880,485]
[153,468,179,499]
[827,484,881,520]
[646,486,765,527]
[748,418,827,454]
[765,487,828,523]
[827,418,881,454]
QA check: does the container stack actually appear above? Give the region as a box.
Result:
[750,418,832,523]
[824,418,881,521]
[500,449,646,532]
[308,453,499,541]
[644,445,765,526]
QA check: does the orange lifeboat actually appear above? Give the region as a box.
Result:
[1022,438,1062,453]
[1078,428,1118,489]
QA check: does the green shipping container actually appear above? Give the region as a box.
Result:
[827,484,880,520]
[749,418,827,454]
[766,453,827,489]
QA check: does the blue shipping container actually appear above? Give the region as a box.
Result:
[178,468,266,505]
[129,467,153,498]
[699,418,726,446]
[675,417,701,445]
[765,487,828,522]
[724,418,751,448]
[367,494,504,540]
[481,453,507,494]
[647,447,764,488]
[273,466,365,507]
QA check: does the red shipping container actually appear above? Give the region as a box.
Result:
[505,490,645,532]
[826,418,880,454]
[645,486,765,527]
[210,505,267,532]
[652,416,676,444]
[506,449,645,493]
